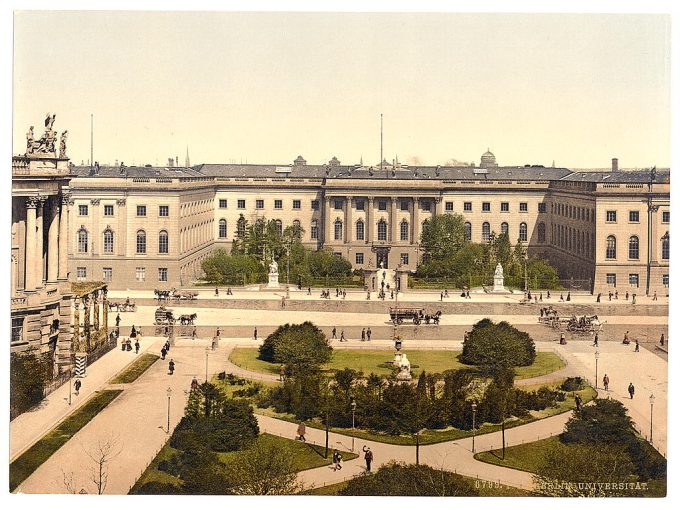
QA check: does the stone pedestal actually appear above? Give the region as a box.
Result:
[493,275,505,292]
[267,271,280,288]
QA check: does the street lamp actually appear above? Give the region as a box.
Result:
[350,398,357,453]
[205,346,210,382]
[166,387,172,434]
[649,394,655,443]
[471,401,478,453]
[594,350,600,389]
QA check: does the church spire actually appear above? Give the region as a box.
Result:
[185,146,190,167]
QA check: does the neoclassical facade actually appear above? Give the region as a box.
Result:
[65,152,670,294]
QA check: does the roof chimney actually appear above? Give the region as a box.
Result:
[612,158,618,172]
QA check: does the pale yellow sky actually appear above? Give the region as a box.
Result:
[13,11,671,168]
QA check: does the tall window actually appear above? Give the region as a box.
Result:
[104,204,114,216]
[238,199,246,209]
[136,230,147,254]
[77,229,88,253]
[537,222,546,243]
[605,235,616,259]
[662,235,669,260]
[274,220,283,235]
[356,220,365,241]
[292,220,301,238]
[11,317,24,343]
[137,205,147,217]
[158,268,168,282]
[464,222,472,241]
[519,202,528,212]
[356,253,364,264]
[482,222,490,242]
[236,216,246,238]
[400,220,409,241]
[219,199,227,208]
[606,210,617,222]
[103,229,114,254]
[519,222,528,242]
[311,220,319,240]
[377,219,387,241]
[135,267,145,282]
[293,200,301,210]
[628,236,639,260]
[103,267,112,281]
[159,230,169,254]
[274,200,282,209]
[78,204,88,216]
[219,219,227,238]
[500,222,509,235]
[334,219,343,240]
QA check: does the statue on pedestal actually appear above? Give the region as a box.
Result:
[493,262,505,292]
[267,255,280,288]
[269,256,278,275]
[396,353,412,381]
[59,130,68,158]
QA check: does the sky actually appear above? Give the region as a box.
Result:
[13,11,671,168]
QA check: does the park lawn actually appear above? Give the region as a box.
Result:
[211,373,280,398]
[474,435,560,474]
[229,347,564,380]
[10,389,123,492]
[130,442,184,493]
[109,353,159,384]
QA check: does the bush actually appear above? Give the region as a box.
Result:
[135,481,184,495]
[461,319,536,370]
[10,352,52,418]
[561,377,585,391]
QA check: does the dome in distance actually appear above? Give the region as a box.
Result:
[480,148,498,168]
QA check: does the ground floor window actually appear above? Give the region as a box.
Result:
[400,253,409,265]
[11,317,23,343]
[606,273,616,287]
[159,268,168,282]
[629,274,639,287]
[663,274,669,287]
[76,267,87,281]
[103,267,112,281]
[136,267,146,282]
[355,253,364,264]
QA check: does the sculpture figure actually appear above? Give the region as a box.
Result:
[495,263,504,278]
[269,256,278,275]
[26,126,34,154]
[59,130,68,158]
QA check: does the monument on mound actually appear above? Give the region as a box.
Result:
[267,255,281,288]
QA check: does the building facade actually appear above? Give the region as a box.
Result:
[66,152,670,294]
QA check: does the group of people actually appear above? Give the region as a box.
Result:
[295,422,374,473]
[539,306,558,318]
[600,374,635,400]
[161,339,171,360]
[320,288,346,299]
[214,287,234,296]
[120,325,141,353]
[598,290,639,304]
[331,327,348,342]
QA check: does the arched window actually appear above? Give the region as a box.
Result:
[236,216,247,238]
[292,220,301,239]
[159,230,169,254]
[605,235,616,259]
[464,222,472,241]
[662,235,669,260]
[136,230,147,254]
[334,219,343,240]
[77,229,88,253]
[400,220,409,241]
[519,222,528,242]
[219,219,227,238]
[482,222,490,242]
[500,222,509,235]
[274,219,283,236]
[377,219,387,241]
[537,222,545,243]
[103,229,114,254]
[628,236,639,260]
[356,220,365,241]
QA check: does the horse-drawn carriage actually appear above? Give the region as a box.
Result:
[154,289,172,302]
[178,313,197,325]
[565,315,605,334]
[171,288,198,301]
[389,307,442,325]
[154,306,176,325]
[108,298,136,312]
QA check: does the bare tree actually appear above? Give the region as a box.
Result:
[83,434,121,494]
[61,469,78,494]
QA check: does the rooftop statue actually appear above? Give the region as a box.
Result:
[59,130,68,158]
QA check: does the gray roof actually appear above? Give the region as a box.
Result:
[560,169,670,183]
[71,165,204,178]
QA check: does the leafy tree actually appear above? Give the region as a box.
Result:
[460,319,536,370]
[201,249,264,285]
[562,398,636,445]
[339,462,479,496]
[268,322,332,375]
[225,439,301,495]
[419,213,467,261]
[10,351,52,418]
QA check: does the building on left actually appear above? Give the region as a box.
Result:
[11,115,74,375]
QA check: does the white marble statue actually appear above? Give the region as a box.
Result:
[269,256,278,275]
[396,353,412,381]
[495,263,504,278]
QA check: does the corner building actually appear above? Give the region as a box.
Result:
[67,153,670,295]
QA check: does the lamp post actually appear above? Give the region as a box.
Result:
[471,401,477,453]
[205,346,210,382]
[594,350,600,389]
[350,398,357,453]
[166,387,172,434]
[649,394,655,443]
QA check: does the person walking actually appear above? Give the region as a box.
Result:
[653,291,658,301]
[628,382,635,399]
[635,339,640,352]
[130,325,137,338]
[191,376,199,391]
[74,379,82,396]
[363,445,373,472]
[367,327,372,341]
[279,366,285,383]
[559,293,564,302]
[297,422,306,442]
[466,290,471,299]
[192,326,197,340]
[168,359,175,375]
[211,336,218,351]
[440,292,443,302]
[559,333,566,345]
[361,328,366,342]
[161,346,167,360]
[340,330,345,342]
[608,291,612,301]
[615,290,618,300]
[215,287,219,296]
[574,394,582,411]
[539,292,543,302]
[164,340,171,353]
[603,374,609,391]
[332,449,343,471]
[115,313,121,327]
[593,333,599,347]
[660,333,665,346]
[623,331,630,344]
[596,293,601,303]
[253,327,258,341]
[547,290,551,299]
[632,293,636,305]
[135,339,140,354]
[625,291,629,301]
[332,327,337,339]
[566,291,571,302]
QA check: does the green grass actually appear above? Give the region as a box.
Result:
[109,353,159,384]
[229,348,565,380]
[130,442,184,493]
[10,389,123,492]
[475,435,560,473]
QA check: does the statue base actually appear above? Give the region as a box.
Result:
[492,276,510,293]
[267,272,281,288]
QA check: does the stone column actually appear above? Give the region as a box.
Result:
[35,197,46,288]
[25,197,38,291]
[117,199,127,256]
[344,196,352,243]
[649,205,659,264]
[366,196,374,243]
[93,291,100,345]
[434,196,443,216]
[91,199,100,255]
[390,197,398,243]
[102,286,109,341]
[324,196,332,245]
[47,196,60,282]
[72,297,81,351]
[58,194,70,280]
[83,294,91,351]
[411,197,420,244]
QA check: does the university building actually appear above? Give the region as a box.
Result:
[64,151,669,294]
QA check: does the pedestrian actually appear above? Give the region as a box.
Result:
[361,328,366,341]
[560,293,564,302]
[466,290,471,299]
[116,313,121,327]
[653,291,658,301]
[632,293,636,305]
[253,327,258,341]
[307,287,311,295]
[74,378,82,396]
[135,339,140,354]
[164,340,170,353]
[191,376,199,390]
[332,327,337,339]
[440,292,443,302]
[625,291,629,301]
[390,290,394,299]
[628,382,635,399]
[216,327,221,337]
[130,325,137,338]
[192,326,197,340]
[559,333,566,345]
[281,296,286,308]
[574,394,582,411]
[363,445,373,472]
[168,359,175,375]
[227,287,233,295]
[635,339,640,352]
[660,334,665,346]
[623,331,630,344]
[367,327,372,341]
[608,291,612,301]
[596,293,601,303]
[547,290,551,299]
[566,291,571,302]
[367,291,371,300]
[615,290,618,300]
[333,449,343,471]
[539,292,543,302]
[534,295,538,304]
[121,338,127,351]
[215,287,219,296]
[279,365,285,382]
[297,422,306,442]
[161,346,167,360]
[593,333,599,347]
[340,330,345,342]
[343,289,347,299]
[528,290,532,301]
[603,374,609,391]
[540,308,544,317]
[211,336,217,351]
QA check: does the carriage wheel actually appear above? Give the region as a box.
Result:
[396,318,403,325]
[413,317,420,325]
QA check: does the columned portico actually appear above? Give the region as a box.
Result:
[411,197,419,244]
[390,197,398,243]
[366,196,374,243]
[58,194,70,280]
[35,197,46,288]
[47,196,60,282]
[24,197,38,292]
[344,196,352,243]
[324,196,332,244]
